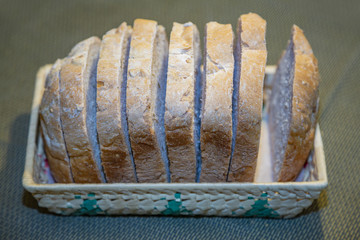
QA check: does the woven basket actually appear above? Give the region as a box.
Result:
[22,65,327,218]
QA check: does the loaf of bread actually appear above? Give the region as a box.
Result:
[39,15,319,183]
[268,25,320,182]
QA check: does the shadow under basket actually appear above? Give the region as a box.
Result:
[22,65,328,218]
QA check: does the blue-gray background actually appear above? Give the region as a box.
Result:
[0,0,359,239]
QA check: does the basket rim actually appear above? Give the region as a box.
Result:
[22,65,328,194]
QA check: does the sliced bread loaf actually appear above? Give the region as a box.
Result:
[126,19,169,183]
[228,13,267,182]
[60,37,105,183]
[164,22,201,182]
[200,22,234,182]
[39,59,73,183]
[96,23,136,183]
[268,25,320,182]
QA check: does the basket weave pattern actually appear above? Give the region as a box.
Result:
[33,188,319,218]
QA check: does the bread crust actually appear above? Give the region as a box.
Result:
[228,13,267,182]
[60,37,103,183]
[279,25,319,181]
[96,23,136,183]
[165,22,201,182]
[200,22,234,182]
[39,59,73,183]
[126,19,167,182]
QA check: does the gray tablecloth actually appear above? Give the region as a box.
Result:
[1,0,359,239]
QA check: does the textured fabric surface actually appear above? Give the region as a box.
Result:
[0,0,359,239]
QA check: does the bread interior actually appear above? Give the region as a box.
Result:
[152,26,171,182]
[120,29,138,182]
[193,26,202,183]
[229,18,242,180]
[85,43,105,182]
[268,35,295,181]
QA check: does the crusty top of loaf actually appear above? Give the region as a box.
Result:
[128,19,156,66]
[292,25,313,55]
[240,13,266,50]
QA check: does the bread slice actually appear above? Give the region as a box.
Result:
[126,19,169,183]
[268,25,320,182]
[60,37,105,183]
[228,13,267,182]
[39,59,73,183]
[200,22,234,182]
[164,22,201,182]
[96,23,136,183]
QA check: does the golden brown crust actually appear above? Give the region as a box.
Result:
[240,13,267,50]
[96,23,136,183]
[279,25,320,181]
[228,13,267,182]
[126,19,167,182]
[39,59,73,183]
[165,22,200,182]
[200,22,234,182]
[60,37,103,183]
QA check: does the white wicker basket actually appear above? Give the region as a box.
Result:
[22,65,327,218]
